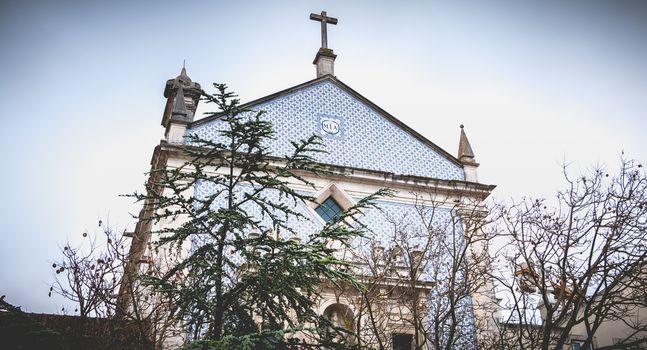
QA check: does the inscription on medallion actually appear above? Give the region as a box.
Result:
[317,114,343,139]
[321,119,340,135]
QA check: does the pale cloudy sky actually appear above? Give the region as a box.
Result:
[0,0,645,313]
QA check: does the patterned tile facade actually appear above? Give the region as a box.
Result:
[188,80,465,180]
[192,181,322,266]
[186,78,474,346]
[194,179,462,284]
[193,179,476,347]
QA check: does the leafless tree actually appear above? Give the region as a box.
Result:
[50,221,180,349]
[338,189,496,350]
[489,157,647,350]
[50,221,124,319]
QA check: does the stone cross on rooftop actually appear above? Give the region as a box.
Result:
[310,11,338,49]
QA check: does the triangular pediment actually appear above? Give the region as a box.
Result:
[189,76,464,181]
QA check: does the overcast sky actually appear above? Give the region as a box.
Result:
[1,0,646,313]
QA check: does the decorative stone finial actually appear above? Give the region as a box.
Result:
[171,86,188,118]
[457,125,480,182]
[176,65,192,84]
[458,125,476,163]
[164,65,200,101]
[161,65,201,143]
[162,65,201,125]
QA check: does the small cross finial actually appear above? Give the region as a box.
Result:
[310,11,338,49]
[183,59,185,69]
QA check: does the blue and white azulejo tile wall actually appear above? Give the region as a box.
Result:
[188,80,464,181]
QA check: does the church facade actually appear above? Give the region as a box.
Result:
[124,11,497,349]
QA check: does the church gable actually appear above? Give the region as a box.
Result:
[188,77,464,181]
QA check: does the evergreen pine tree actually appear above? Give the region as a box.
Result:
[132,84,389,349]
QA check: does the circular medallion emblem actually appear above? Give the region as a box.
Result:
[321,119,340,135]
